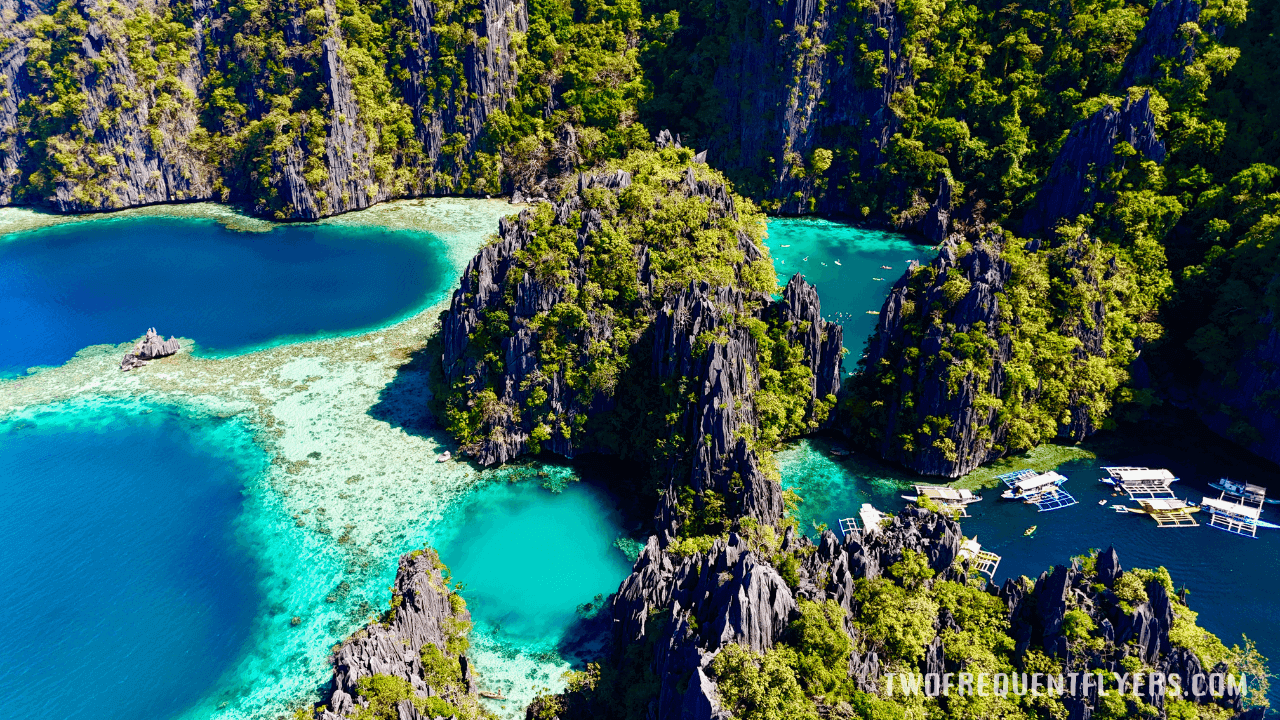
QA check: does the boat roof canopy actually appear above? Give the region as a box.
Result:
[1015,471,1067,491]
[1138,498,1190,511]
[1107,468,1177,483]
[914,485,977,502]
[1202,497,1263,520]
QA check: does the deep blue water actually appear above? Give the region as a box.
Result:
[2,209,1276,717]
[0,216,448,375]
[0,402,264,720]
[765,215,1280,705]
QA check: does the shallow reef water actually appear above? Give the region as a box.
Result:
[5,200,1277,719]
[0,198,573,720]
[429,475,637,716]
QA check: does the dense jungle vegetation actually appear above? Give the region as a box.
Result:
[430,147,833,504]
[535,547,1268,720]
[8,0,1278,451]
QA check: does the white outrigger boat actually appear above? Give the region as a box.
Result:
[1209,478,1279,504]
[996,470,1078,511]
[901,485,983,516]
[1202,492,1280,537]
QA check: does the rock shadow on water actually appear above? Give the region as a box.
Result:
[368,331,447,440]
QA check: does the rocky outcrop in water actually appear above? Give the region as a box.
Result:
[1021,91,1165,239]
[846,229,1125,476]
[313,548,479,720]
[548,508,962,720]
[998,546,1253,717]
[120,328,181,371]
[438,162,841,526]
[575,514,1258,720]
[851,232,1014,475]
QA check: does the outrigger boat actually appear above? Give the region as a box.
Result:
[901,485,983,516]
[436,451,451,462]
[1119,498,1201,528]
[1209,478,1279,504]
[1202,491,1280,537]
[959,536,1002,579]
[1099,466,1178,495]
[838,503,888,537]
[997,469,1079,512]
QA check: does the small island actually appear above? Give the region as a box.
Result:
[120,328,181,371]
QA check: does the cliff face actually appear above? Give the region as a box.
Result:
[314,548,481,720]
[402,0,526,191]
[0,0,217,210]
[704,0,909,215]
[845,229,1133,477]
[996,548,1255,719]
[1020,91,1165,239]
[0,0,523,218]
[437,154,842,525]
[0,0,34,206]
[1120,0,1213,88]
[856,233,1014,476]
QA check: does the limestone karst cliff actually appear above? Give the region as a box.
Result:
[842,228,1146,477]
[0,0,524,218]
[1020,91,1165,239]
[311,547,484,720]
[532,510,1265,720]
[434,147,842,525]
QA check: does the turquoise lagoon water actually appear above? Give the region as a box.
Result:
[0,208,637,720]
[762,217,931,362]
[430,475,637,712]
[0,401,266,719]
[0,216,449,375]
[765,215,1280,705]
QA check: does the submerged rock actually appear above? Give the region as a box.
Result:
[119,328,181,371]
